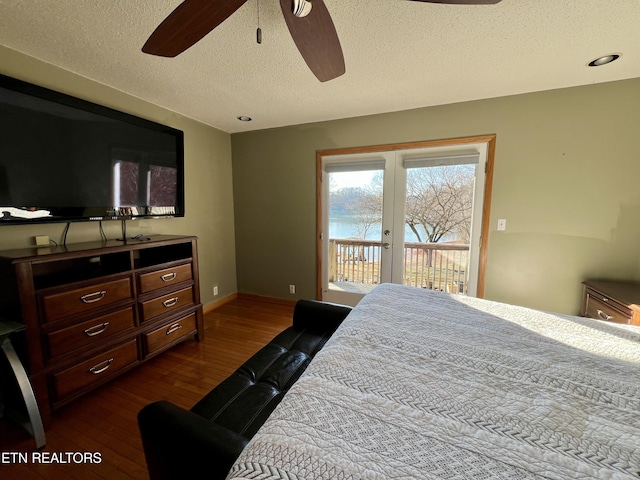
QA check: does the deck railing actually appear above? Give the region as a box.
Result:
[329,238,470,294]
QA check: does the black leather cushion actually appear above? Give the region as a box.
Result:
[138,299,352,480]
[190,326,332,438]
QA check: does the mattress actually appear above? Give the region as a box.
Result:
[227,283,640,479]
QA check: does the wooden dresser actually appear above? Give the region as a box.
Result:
[0,235,204,424]
[581,279,640,326]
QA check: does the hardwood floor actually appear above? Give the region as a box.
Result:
[0,296,294,480]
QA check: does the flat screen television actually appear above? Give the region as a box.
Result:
[0,73,185,226]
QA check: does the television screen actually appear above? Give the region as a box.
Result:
[0,74,184,225]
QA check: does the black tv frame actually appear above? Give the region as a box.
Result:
[0,73,185,226]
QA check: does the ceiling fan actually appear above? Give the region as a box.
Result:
[142,0,502,83]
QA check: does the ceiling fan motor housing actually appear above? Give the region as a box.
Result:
[293,0,313,17]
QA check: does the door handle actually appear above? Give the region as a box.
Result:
[383,243,391,249]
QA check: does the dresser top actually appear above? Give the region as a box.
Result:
[583,279,640,307]
[0,235,197,263]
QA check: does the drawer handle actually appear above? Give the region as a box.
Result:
[166,323,183,335]
[161,272,177,282]
[597,309,613,321]
[84,322,110,337]
[80,290,107,304]
[89,358,113,375]
[162,297,179,308]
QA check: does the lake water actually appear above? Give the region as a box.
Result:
[330,214,424,242]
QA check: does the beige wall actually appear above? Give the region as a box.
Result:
[232,78,640,314]
[0,46,237,307]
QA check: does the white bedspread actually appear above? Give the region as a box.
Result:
[227,283,640,479]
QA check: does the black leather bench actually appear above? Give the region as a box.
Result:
[137,299,352,480]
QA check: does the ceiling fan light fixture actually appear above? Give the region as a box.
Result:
[293,0,313,18]
[588,53,620,67]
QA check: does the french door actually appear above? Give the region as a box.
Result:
[317,136,495,306]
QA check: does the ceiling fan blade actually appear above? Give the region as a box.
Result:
[409,0,502,4]
[280,0,345,82]
[143,0,249,57]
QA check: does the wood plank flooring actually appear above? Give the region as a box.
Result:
[0,296,294,480]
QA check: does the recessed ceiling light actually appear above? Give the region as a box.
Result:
[588,54,621,67]
[237,116,252,122]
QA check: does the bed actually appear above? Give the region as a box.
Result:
[226,283,640,479]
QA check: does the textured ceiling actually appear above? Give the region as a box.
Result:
[1,0,639,133]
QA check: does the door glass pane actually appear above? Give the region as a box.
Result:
[403,164,475,294]
[327,170,383,294]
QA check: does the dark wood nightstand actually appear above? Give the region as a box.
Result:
[581,280,640,326]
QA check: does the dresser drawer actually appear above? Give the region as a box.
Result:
[41,277,133,323]
[584,293,631,324]
[44,307,136,360]
[143,313,197,356]
[140,286,194,322]
[138,263,193,294]
[51,339,139,402]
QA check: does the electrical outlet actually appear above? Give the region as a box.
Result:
[289,284,296,294]
[34,235,49,246]
[213,284,219,296]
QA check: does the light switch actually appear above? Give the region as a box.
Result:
[497,218,507,231]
